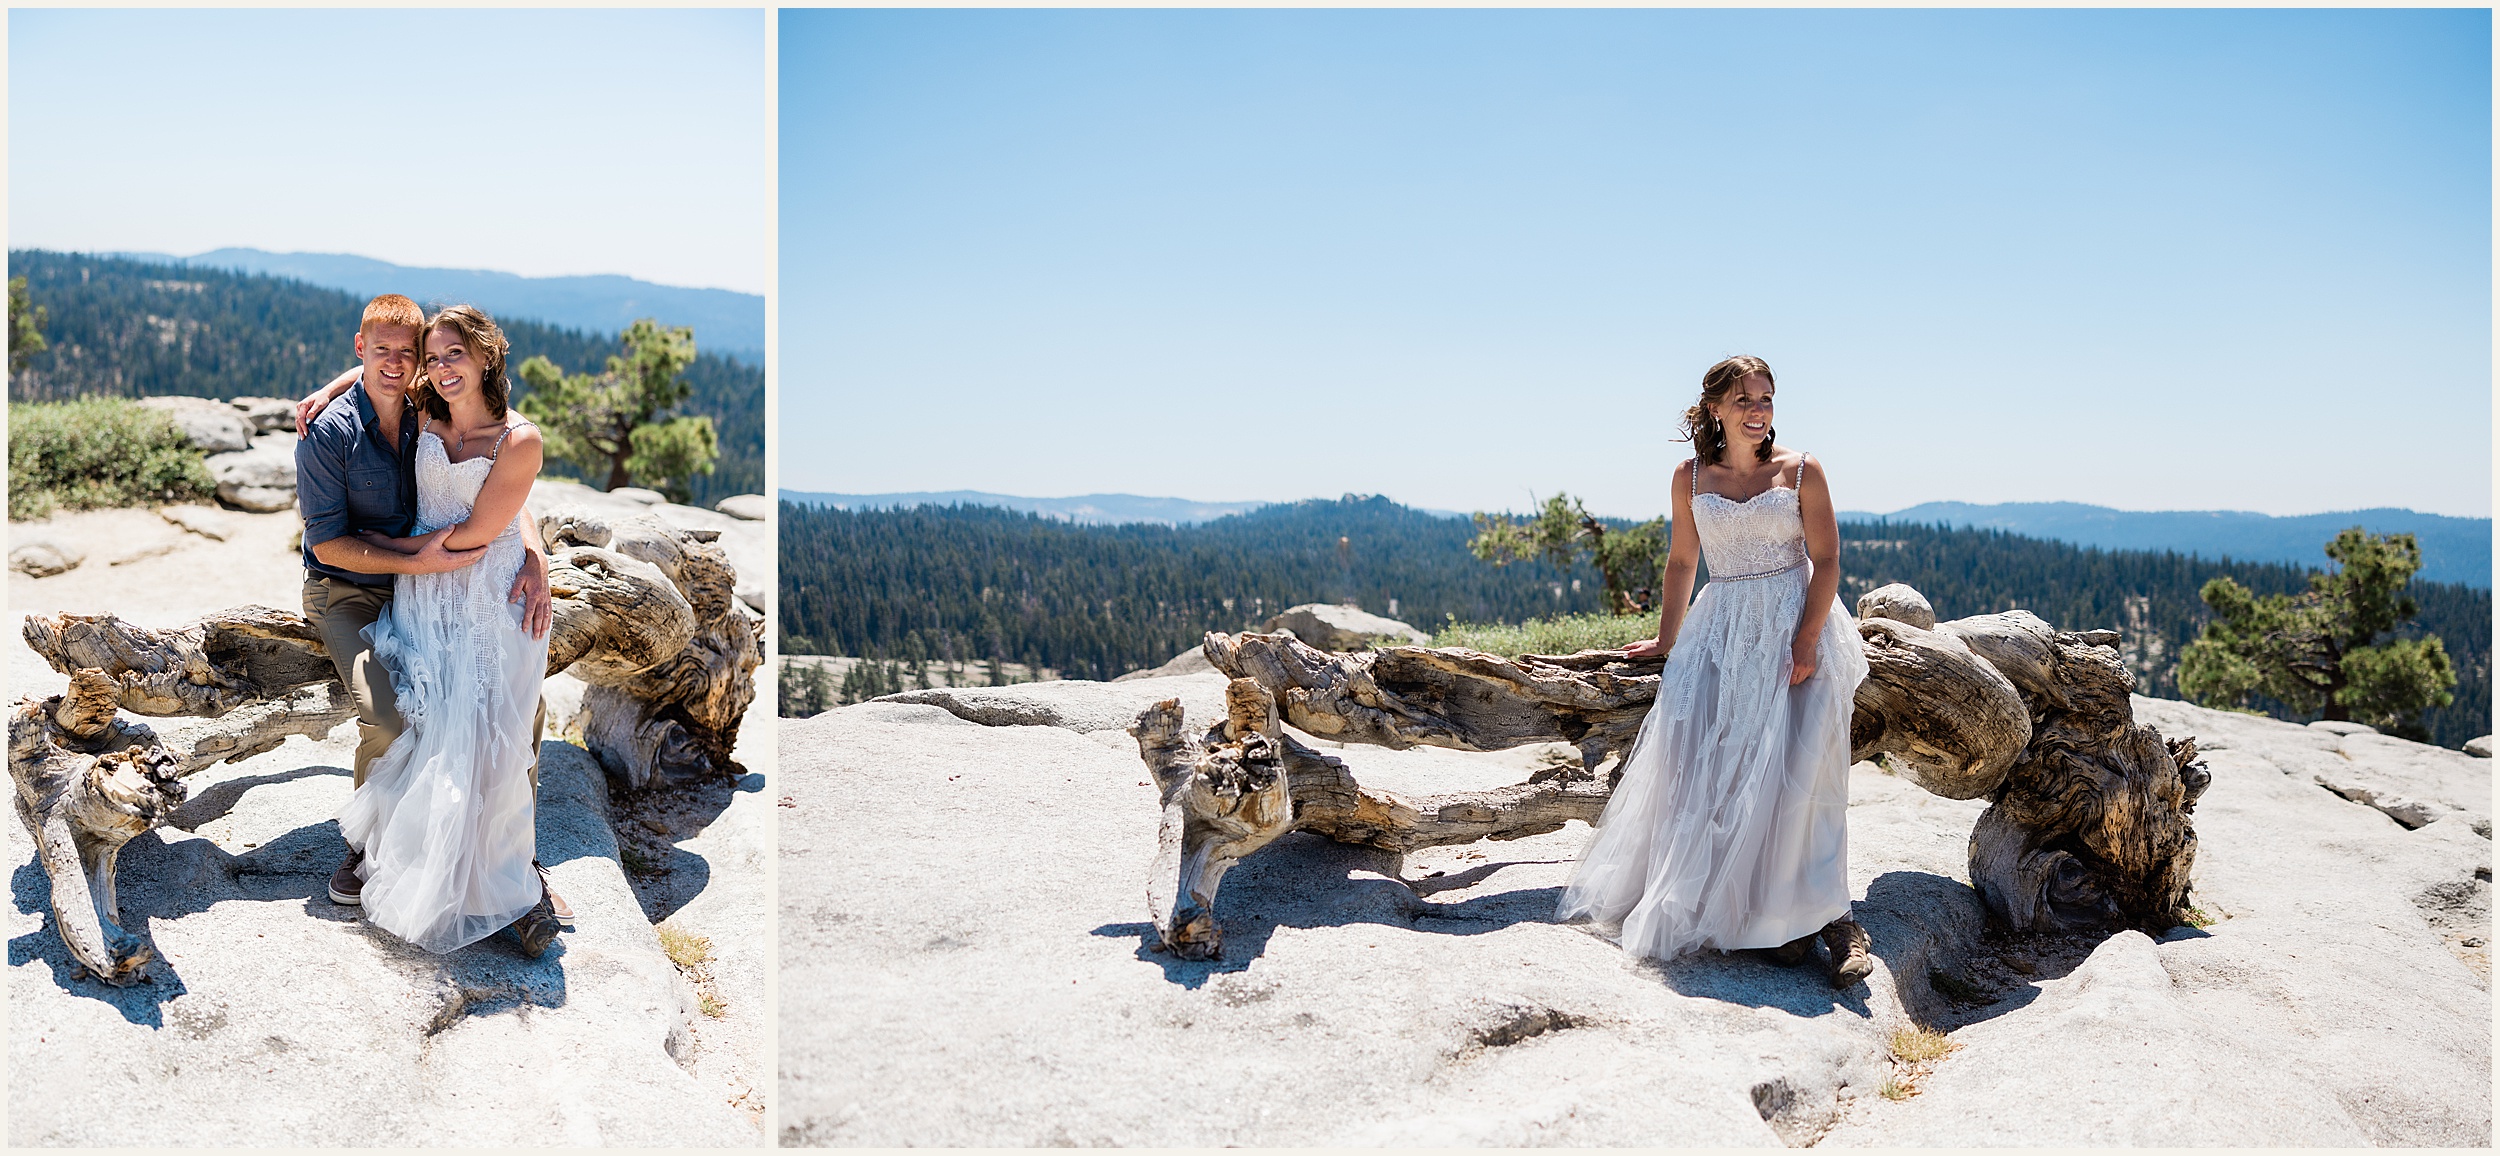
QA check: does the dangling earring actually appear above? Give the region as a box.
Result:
[1760,425,1776,460]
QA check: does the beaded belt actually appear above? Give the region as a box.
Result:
[1710,558,1807,583]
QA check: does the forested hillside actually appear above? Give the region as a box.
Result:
[780,498,2491,748]
[8,249,762,505]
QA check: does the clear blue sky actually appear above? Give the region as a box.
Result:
[781,9,2491,519]
[10,9,768,295]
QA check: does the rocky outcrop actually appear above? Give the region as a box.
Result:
[781,680,2489,1147]
[1259,603,1432,650]
[1111,645,1215,682]
[6,738,758,1147]
[713,494,770,521]
[2467,735,2492,759]
[203,433,299,513]
[135,396,253,454]
[225,396,297,433]
[9,537,84,577]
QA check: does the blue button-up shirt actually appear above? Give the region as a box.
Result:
[296,380,419,586]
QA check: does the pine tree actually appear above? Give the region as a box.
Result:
[2179,529,2457,738]
[516,318,718,501]
[9,275,48,376]
[1468,494,1668,615]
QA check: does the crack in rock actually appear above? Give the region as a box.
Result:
[1468,1004,1583,1049]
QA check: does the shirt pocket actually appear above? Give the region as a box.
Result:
[346,465,398,523]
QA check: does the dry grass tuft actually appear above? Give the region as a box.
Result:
[657,923,713,969]
[1889,1025,1957,1065]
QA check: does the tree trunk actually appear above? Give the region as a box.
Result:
[1132,582,2209,958]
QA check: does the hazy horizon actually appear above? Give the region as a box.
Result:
[780,485,2491,525]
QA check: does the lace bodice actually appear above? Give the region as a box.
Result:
[412,429,520,542]
[1690,461,1809,581]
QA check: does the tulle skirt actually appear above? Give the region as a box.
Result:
[1557,565,1870,961]
[337,533,547,954]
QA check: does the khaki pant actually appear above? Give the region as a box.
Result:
[303,574,544,792]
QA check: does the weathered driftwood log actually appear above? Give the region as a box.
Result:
[544,512,763,789]
[1133,679,1611,959]
[12,504,760,982]
[1137,582,2208,958]
[10,670,186,983]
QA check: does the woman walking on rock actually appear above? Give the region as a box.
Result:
[1558,355,1875,987]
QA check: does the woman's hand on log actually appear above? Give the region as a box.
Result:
[1789,635,1818,685]
[1622,636,1668,660]
[508,549,553,640]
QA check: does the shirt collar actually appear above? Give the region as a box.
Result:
[348,375,416,440]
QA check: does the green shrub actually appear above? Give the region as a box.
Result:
[8,397,215,520]
[1429,611,1657,657]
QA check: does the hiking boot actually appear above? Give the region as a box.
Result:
[1819,917,1874,989]
[327,849,364,906]
[508,892,561,959]
[534,860,573,923]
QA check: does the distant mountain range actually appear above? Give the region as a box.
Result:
[1841,502,2490,589]
[779,490,1273,526]
[783,490,2492,588]
[116,248,763,364]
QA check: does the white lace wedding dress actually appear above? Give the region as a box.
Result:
[1557,455,1870,961]
[337,426,547,953]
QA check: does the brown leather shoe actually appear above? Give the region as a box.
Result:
[508,892,561,959]
[327,849,364,906]
[533,860,573,923]
[1819,918,1874,989]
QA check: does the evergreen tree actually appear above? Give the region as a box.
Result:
[2179,529,2457,738]
[517,318,718,501]
[9,274,47,375]
[1469,494,1668,614]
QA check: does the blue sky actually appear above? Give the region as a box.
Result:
[10,9,768,294]
[781,9,2492,519]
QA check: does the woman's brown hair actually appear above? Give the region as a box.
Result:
[411,304,512,422]
[1679,355,1776,466]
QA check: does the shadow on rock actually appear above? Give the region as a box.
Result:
[606,767,760,923]
[1650,949,1875,1020]
[167,764,349,831]
[1099,831,1573,988]
[11,858,190,1026]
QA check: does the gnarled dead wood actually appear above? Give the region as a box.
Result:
[1132,678,1611,959]
[10,670,186,983]
[1141,581,2207,958]
[12,504,760,981]
[549,513,762,789]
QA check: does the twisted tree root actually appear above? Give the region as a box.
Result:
[1135,582,2208,957]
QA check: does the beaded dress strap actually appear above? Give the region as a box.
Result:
[487,421,535,462]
